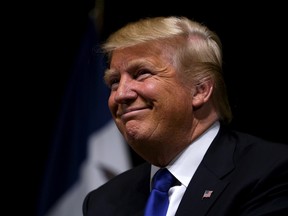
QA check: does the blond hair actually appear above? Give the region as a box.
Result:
[102,16,232,124]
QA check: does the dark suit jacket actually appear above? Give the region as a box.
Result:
[82,125,288,216]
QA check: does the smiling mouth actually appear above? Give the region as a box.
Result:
[118,107,144,117]
[117,106,151,119]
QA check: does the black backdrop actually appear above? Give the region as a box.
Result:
[9,0,287,215]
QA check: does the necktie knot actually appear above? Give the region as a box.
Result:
[144,168,176,216]
[152,168,176,192]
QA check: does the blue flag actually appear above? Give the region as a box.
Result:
[37,16,132,216]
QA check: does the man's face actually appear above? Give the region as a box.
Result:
[104,42,195,159]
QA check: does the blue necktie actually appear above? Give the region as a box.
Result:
[144,168,177,216]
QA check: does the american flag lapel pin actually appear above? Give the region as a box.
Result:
[202,190,213,199]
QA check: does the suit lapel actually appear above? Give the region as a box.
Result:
[123,163,151,216]
[175,164,230,216]
[175,126,236,216]
[130,175,150,216]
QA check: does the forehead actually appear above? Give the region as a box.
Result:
[109,41,173,69]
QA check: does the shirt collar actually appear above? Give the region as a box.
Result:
[150,121,220,187]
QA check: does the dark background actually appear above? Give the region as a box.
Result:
[8,0,287,215]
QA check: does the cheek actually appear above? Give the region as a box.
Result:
[139,82,160,97]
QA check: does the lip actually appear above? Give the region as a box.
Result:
[117,106,151,120]
[117,106,145,116]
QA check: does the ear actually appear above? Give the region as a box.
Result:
[192,79,214,108]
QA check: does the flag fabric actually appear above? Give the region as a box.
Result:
[202,190,213,199]
[37,16,132,216]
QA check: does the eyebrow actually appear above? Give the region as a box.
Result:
[104,58,161,85]
[104,68,117,78]
[104,68,118,84]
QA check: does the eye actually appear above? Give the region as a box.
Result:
[133,69,152,80]
[107,77,120,89]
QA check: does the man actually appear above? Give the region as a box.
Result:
[83,16,288,216]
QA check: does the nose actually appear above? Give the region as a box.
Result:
[114,77,137,104]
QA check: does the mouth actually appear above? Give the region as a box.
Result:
[117,106,151,120]
[118,107,145,116]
